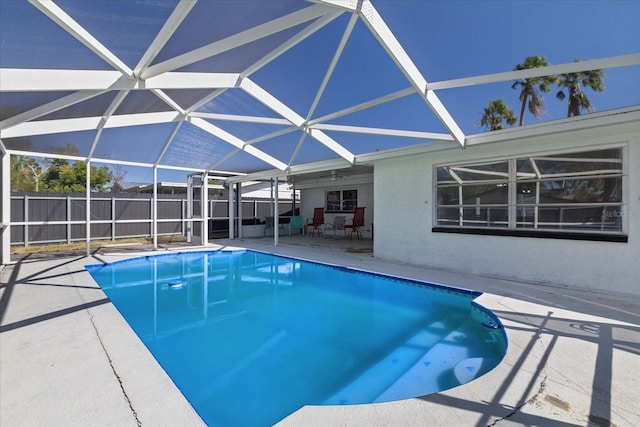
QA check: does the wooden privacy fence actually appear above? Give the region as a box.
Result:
[10,192,297,246]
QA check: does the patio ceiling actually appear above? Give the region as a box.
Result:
[1,0,639,184]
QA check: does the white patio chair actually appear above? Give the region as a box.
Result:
[324,216,347,239]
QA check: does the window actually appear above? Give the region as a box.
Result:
[436,160,510,228]
[435,148,625,237]
[326,189,357,212]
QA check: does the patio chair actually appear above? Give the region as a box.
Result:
[307,208,325,237]
[345,207,365,240]
[288,216,305,236]
[324,216,346,239]
[264,216,285,236]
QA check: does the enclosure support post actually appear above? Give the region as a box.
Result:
[274,177,279,247]
[508,158,517,229]
[292,182,296,216]
[66,196,72,244]
[152,166,158,250]
[23,194,28,247]
[1,152,11,265]
[181,199,185,237]
[202,172,209,245]
[85,161,91,257]
[269,179,274,217]
[268,179,274,244]
[111,195,116,241]
[237,182,242,239]
[228,184,235,240]
[187,175,193,243]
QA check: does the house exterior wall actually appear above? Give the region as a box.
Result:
[374,121,640,296]
[301,182,374,239]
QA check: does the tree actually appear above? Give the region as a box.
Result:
[103,151,127,191]
[556,59,605,117]
[10,155,51,192]
[511,55,557,126]
[10,155,115,192]
[42,159,114,192]
[10,155,37,191]
[9,142,116,193]
[478,99,517,131]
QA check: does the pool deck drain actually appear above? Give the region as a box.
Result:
[1,238,638,427]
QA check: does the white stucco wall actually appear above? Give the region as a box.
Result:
[374,121,640,296]
[301,182,374,239]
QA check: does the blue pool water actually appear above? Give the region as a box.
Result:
[86,250,507,427]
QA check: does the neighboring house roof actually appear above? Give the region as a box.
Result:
[117,181,295,199]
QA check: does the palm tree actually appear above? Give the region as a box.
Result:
[556,59,604,117]
[511,56,557,126]
[478,99,517,131]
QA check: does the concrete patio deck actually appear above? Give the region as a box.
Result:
[1,235,638,426]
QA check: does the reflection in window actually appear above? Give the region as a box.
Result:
[326,189,358,212]
[435,148,625,234]
[436,161,509,227]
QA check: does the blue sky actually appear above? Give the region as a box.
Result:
[139,0,640,183]
[374,0,640,127]
[2,0,638,185]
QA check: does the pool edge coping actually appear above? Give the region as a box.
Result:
[83,247,518,426]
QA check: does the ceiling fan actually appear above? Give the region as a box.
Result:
[325,170,346,181]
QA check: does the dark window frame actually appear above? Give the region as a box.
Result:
[326,189,358,213]
[433,146,627,241]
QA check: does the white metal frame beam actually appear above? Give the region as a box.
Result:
[311,123,454,142]
[133,0,197,77]
[228,157,353,183]
[5,148,209,176]
[307,87,414,126]
[5,54,636,94]
[155,118,186,166]
[428,53,640,91]
[0,90,108,131]
[144,73,241,90]
[151,89,186,115]
[241,10,344,79]
[286,13,358,167]
[0,69,242,92]
[185,89,229,116]
[190,113,290,126]
[142,4,335,79]
[1,0,636,191]
[87,85,137,161]
[245,127,299,146]
[189,117,288,170]
[29,0,133,77]
[240,78,355,163]
[240,79,305,128]
[305,13,358,124]
[354,0,466,147]
[1,112,182,138]
[206,148,241,172]
[0,69,125,92]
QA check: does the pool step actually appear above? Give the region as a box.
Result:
[323,321,452,405]
[373,329,471,402]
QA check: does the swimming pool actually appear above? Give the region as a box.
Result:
[86,249,506,427]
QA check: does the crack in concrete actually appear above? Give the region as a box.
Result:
[486,372,548,426]
[483,309,550,427]
[87,311,142,427]
[70,274,142,427]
